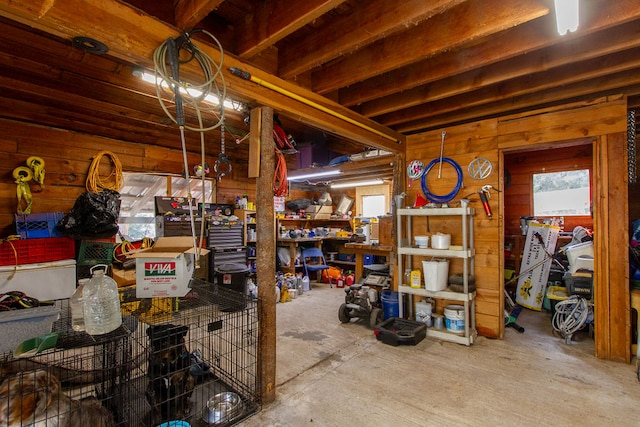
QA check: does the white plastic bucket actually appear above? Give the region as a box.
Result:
[414,235,429,248]
[431,233,451,249]
[422,259,449,291]
[444,305,465,333]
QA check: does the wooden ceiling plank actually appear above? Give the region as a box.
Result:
[359,19,640,118]
[278,0,465,79]
[0,0,404,151]
[339,0,640,108]
[311,0,549,94]
[379,47,640,128]
[395,71,640,134]
[175,0,225,31]
[236,0,346,59]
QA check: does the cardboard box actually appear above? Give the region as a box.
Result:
[111,265,137,287]
[0,259,76,300]
[309,205,332,219]
[370,216,392,245]
[130,237,210,298]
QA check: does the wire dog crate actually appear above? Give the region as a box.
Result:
[0,280,259,426]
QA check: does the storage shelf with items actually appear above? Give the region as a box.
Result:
[236,209,257,274]
[277,217,354,274]
[396,204,477,346]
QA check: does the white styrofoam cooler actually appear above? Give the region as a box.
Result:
[0,259,76,300]
[565,241,594,267]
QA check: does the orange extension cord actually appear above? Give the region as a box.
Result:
[273,149,288,197]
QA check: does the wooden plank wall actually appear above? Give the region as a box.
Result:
[406,119,502,339]
[407,96,630,361]
[0,119,257,237]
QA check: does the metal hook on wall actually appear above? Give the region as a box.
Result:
[438,131,446,179]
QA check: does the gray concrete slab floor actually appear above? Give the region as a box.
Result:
[238,282,640,427]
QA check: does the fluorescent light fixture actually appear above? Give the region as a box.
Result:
[554,0,579,36]
[331,179,383,189]
[133,69,244,111]
[287,170,341,181]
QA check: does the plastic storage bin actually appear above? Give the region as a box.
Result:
[215,263,250,311]
[0,259,76,300]
[0,237,75,266]
[76,240,115,279]
[14,212,65,239]
[0,305,60,353]
[374,317,427,346]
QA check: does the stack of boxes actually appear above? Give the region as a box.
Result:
[0,212,76,300]
[563,241,594,299]
[0,212,77,353]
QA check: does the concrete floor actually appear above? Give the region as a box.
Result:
[238,282,640,427]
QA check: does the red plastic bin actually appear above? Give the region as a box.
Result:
[0,237,75,266]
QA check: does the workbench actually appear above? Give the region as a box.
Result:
[277,237,323,274]
[344,243,393,284]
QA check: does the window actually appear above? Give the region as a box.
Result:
[362,194,386,217]
[118,173,213,240]
[532,169,591,216]
[356,183,390,217]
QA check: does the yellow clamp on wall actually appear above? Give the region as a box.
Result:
[13,166,33,214]
[27,156,46,189]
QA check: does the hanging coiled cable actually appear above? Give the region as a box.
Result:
[152,29,226,133]
[420,157,463,204]
[152,30,227,267]
[86,150,123,193]
[273,149,289,197]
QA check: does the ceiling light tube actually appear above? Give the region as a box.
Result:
[554,0,579,36]
[330,179,384,189]
[287,170,342,181]
[133,69,244,111]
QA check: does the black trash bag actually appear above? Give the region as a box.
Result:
[58,190,121,239]
[285,198,314,212]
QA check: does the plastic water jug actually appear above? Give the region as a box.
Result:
[83,265,122,335]
[70,278,90,332]
[302,275,310,292]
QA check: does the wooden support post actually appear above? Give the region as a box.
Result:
[248,108,261,178]
[254,106,277,403]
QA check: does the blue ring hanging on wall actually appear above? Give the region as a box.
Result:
[420,157,464,204]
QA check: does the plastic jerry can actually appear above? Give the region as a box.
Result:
[410,269,422,288]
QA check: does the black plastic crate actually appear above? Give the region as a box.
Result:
[374,317,427,346]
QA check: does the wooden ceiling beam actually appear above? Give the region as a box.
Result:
[395,70,640,134]
[0,0,404,151]
[358,19,640,118]
[311,0,549,94]
[236,0,346,59]
[339,0,640,109]
[379,47,640,128]
[278,0,465,79]
[175,0,225,31]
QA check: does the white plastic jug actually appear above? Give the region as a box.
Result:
[70,278,90,332]
[83,264,122,335]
